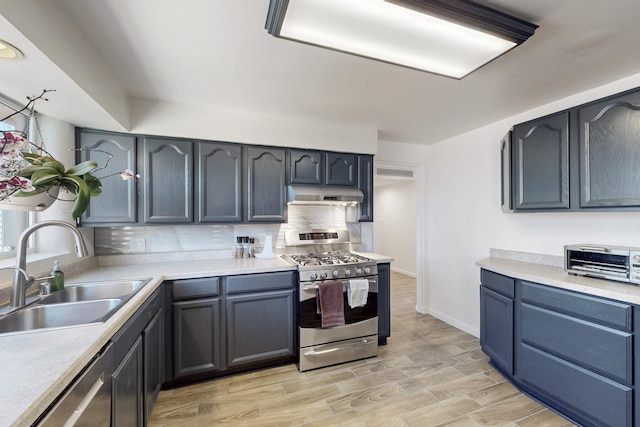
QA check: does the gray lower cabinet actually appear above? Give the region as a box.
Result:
[377,263,391,345]
[479,270,514,376]
[196,141,243,222]
[245,146,286,222]
[77,129,137,225]
[512,111,569,210]
[578,89,640,208]
[167,271,296,385]
[480,269,637,427]
[112,288,163,427]
[140,137,193,223]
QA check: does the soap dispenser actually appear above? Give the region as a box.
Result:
[48,260,64,292]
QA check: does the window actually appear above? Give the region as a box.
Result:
[0,97,33,257]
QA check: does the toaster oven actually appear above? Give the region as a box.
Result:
[565,244,640,285]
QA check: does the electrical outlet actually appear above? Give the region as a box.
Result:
[129,238,146,252]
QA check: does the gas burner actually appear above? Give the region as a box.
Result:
[287,251,371,267]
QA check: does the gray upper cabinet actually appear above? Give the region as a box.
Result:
[579,90,640,208]
[245,146,286,222]
[78,129,137,225]
[288,149,323,184]
[357,154,374,222]
[140,137,193,224]
[196,141,242,222]
[512,111,569,210]
[326,152,357,186]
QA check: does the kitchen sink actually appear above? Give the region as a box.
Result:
[0,299,122,334]
[0,278,152,335]
[39,279,149,305]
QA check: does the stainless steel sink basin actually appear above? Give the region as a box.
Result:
[0,278,152,335]
[39,279,149,305]
[0,299,122,334]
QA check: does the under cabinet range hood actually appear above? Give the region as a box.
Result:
[286,185,364,205]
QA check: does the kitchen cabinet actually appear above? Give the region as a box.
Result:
[140,137,193,224]
[480,269,638,427]
[512,111,569,210]
[325,152,357,186]
[171,278,223,380]
[288,149,323,184]
[77,129,137,225]
[578,89,640,208]
[479,269,514,376]
[195,141,243,222]
[225,272,296,368]
[245,146,286,222]
[377,262,391,344]
[166,271,296,386]
[500,131,513,212]
[111,288,162,427]
[357,154,374,222]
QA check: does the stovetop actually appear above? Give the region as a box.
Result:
[284,251,377,282]
[286,251,372,266]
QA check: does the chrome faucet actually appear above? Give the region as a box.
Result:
[10,220,89,308]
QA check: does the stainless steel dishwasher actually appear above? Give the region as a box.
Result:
[37,343,113,427]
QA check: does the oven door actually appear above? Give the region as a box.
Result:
[299,276,378,347]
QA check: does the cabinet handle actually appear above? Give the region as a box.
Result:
[63,373,105,427]
[579,246,610,253]
[304,338,376,356]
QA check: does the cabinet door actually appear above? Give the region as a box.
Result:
[143,309,163,425]
[112,336,144,427]
[77,129,137,224]
[174,298,222,377]
[480,286,513,375]
[288,149,323,184]
[196,141,242,222]
[579,90,640,207]
[140,137,193,223]
[245,146,286,222]
[377,263,390,344]
[513,112,569,209]
[325,152,357,186]
[357,154,374,221]
[225,289,295,368]
[500,131,513,212]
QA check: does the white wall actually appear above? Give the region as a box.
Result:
[424,71,640,337]
[373,180,416,276]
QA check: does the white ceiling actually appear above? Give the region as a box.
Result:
[1,0,640,145]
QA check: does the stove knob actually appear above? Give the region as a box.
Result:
[634,255,640,263]
[356,268,363,276]
[319,272,328,280]
[309,272,318,281]
[345,269,352,277]
[364,267,371,275]
[332,270,340,279]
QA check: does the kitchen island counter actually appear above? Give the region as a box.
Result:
[0,256,295,427]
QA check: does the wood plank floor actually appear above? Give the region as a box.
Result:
[149,272,575,426]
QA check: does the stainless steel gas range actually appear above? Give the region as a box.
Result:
[283,229,378,372]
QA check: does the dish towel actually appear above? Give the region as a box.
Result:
[348,279,369,308]
[317,280,345,328]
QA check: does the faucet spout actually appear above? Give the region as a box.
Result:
[11,220,89,308]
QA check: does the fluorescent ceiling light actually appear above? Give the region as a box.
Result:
[0,39,23,60]
[265,0,537,78]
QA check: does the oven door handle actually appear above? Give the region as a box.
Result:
[302,278,377,291]
[303,338,377,356]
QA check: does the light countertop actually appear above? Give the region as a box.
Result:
[477,255,640,305]
[0,256,295,427]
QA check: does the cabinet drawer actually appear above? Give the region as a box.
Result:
[173,277,220,300]
[517,344,632,427]
[480,269,515,298]
[226,271,295,294]
[521,303,632,384]
[520,281,632,331]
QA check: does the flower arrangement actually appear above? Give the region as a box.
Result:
[0,90,136,219]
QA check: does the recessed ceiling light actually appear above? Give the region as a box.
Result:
[265,0,537,79]
[0,39,23,59]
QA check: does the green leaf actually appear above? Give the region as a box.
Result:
[61,175,90,220]
[30,168,62,186]
[83,173,102,196]
[66,160,98,176]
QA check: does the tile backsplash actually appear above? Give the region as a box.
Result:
[95,205,362,256]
